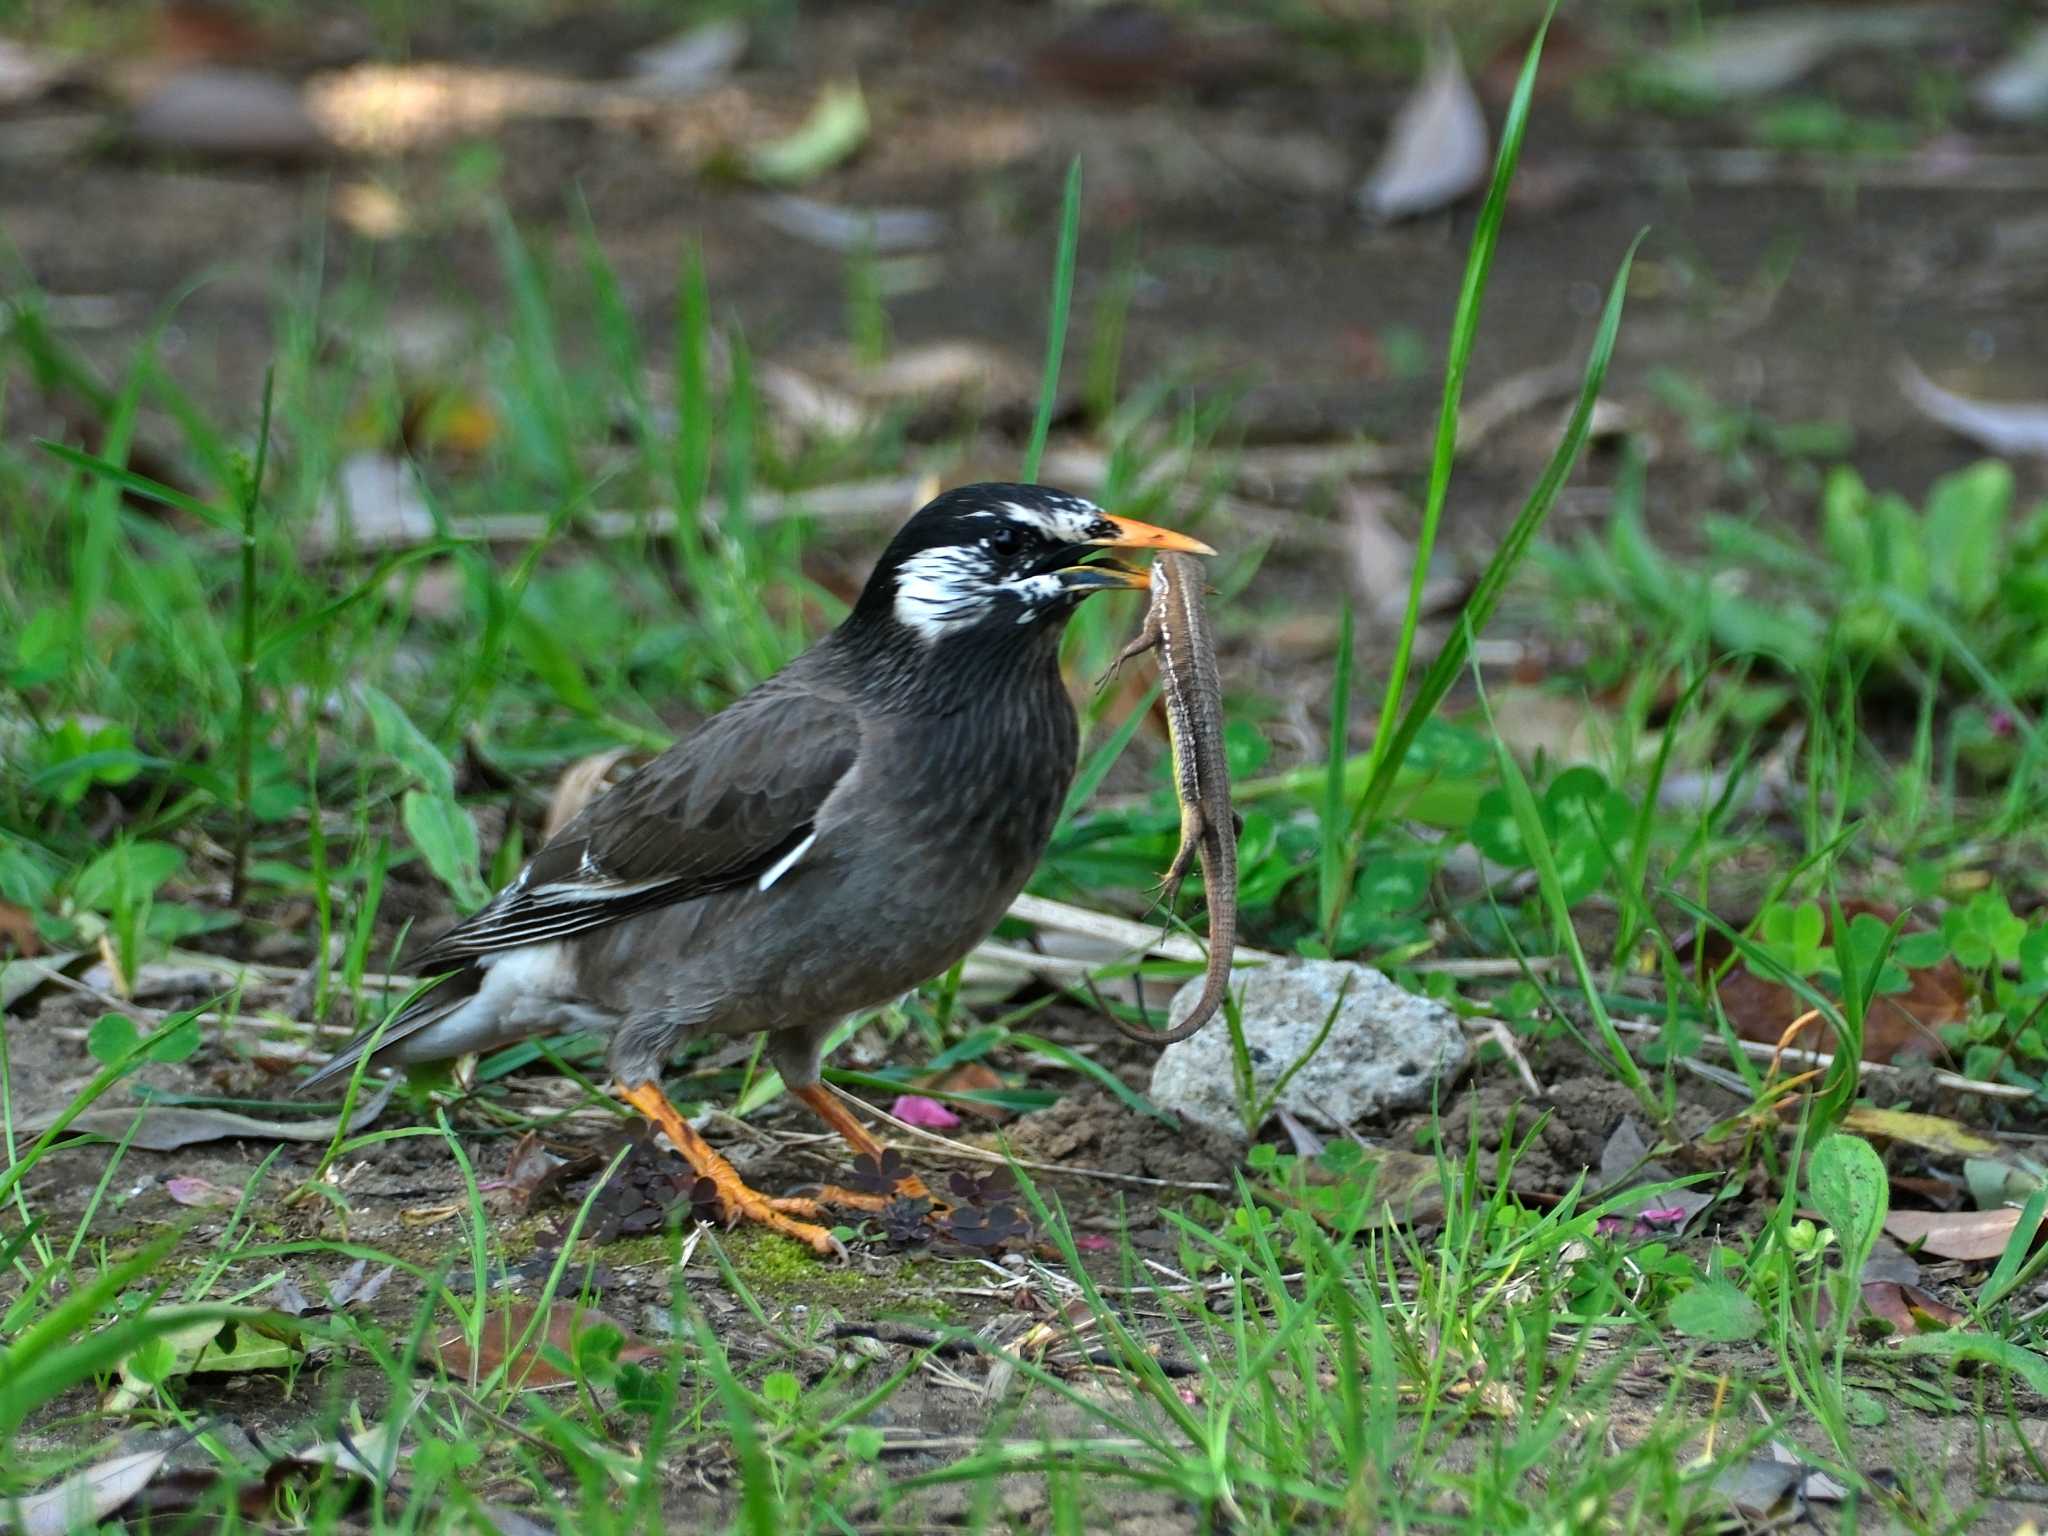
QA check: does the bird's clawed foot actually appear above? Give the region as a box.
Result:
[801,1148,951,1217]
[617,1080,847,1259]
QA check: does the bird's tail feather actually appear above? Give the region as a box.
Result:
[294,967,478,1096]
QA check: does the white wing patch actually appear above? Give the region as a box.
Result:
[756,829,817,891]
[525,874,674,903]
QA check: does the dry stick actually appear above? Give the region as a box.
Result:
[825,1082,1230,1193]
[1608,1016,2032,1103]
[277,474,938,557]
[1468,1016,1544,1098]
[1596,147,2048,192]
[1006,892,1274,971]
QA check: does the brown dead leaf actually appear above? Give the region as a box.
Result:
[1697,900,1966,1064]
[917,1062,1009,1121]
[1882,1207,2025,1262]
[543,748,644,842]
[431,1300,658,1389]
[0,899,40,958]
[164,1175,241,1208]
[493,1130,567,1208]
[1861,1280,1967,1333]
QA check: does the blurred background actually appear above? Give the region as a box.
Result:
[5,0,2045,559]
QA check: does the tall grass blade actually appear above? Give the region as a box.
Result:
[1362,7,1557,794]
[230,367,275,906]
[1352,229,1642,836]
[1023,157,1083,483]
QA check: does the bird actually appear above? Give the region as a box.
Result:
[301,483,1216,1254]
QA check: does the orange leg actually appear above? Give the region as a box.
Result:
[789,1083,944,1213]
[618,1081,844,1258]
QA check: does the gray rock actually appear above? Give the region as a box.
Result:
[1147,959,1469,1141]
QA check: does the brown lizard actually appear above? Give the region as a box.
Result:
[1105,549,1237,1044]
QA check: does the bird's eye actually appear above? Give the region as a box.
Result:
[985,526,1023,557]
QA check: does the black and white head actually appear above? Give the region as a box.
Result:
[853,483,1212,646]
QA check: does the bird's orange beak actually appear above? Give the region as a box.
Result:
[1056,514,1215,591]
[1083,515,1217,557]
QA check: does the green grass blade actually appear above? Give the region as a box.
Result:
[1023,157,1083,483]
[1319,602,1356,943]
[1353,229,1643,836]
[1362,7,1557,793]
[36,440,235,532]
[1060,678,1160,826]
[1475,662,1656,1117]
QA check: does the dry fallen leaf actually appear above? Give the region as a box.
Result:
[1638,6,1949,100]
[1699,900,1966,1064]
[1861,1279,1967,1333]
[1357,27,1489,222]
[430,1300,659,1390]
[1839,1107,2000,1161]
[917,1061,1009,1121]
[543,748,643,842]
[1972,22,2048,121]
[164,1175,242,1208]
[628,17,747,97]
[23,1082,393,1151]
[1882,1206,2024,1262]
[6,1448,170,1536]
[0,899,40,958]
[1,950,85,1012]
[888,1094,962,1130]
[492,1130,566,1207]
[1899,360,2048,459]
[752,195,944,255]
[126,67,332,161]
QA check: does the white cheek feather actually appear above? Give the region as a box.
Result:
[1011,572,1064,619]
[895,547,1075,640]
[894,545,997,640]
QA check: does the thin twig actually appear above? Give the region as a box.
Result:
[1609,1016,2033,1102]
[826,1083,1230,1193]
[277,475,938,557]
[1467,1016,1543,1097]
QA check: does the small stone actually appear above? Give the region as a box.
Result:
[1148,959,1469,1140]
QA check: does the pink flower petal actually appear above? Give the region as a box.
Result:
[890,1094,962,1130]
[1074,1232,1113,1253]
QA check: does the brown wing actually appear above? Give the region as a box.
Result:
[414,671,859,966]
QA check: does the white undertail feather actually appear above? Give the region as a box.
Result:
[402,943,578,1061]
